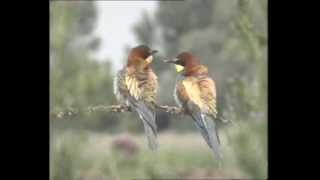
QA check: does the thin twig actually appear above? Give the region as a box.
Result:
[156,105,185,115]
[50,104,185,119]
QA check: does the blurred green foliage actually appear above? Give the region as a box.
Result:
[50,121,266,180]
[50,0,267,179]
[50,1,121,131]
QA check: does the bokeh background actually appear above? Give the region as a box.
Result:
[50,0,267,179]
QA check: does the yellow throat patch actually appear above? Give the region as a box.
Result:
[175,64,184,72]
[145,55,153,64]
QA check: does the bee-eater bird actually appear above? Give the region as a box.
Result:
[164,52,223,159]
[114,45,159,151]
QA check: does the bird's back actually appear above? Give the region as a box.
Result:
[114,66,159,151]
[174,72,222,159]
[175,74,217,117]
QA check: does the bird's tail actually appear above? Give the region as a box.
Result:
[141,120,158,151]
[191,112,222,160]
[132,100,158,151]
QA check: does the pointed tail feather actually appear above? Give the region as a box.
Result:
[142,120,158,151]
[135,101,157,134]
[128,97,158,151]
[138,111,158,151]
[191,112,222,160]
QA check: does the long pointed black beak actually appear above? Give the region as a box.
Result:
[163,59,174,63]
[150,50,158,55]
[163,58,178,63]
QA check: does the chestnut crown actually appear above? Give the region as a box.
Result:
[164,52,205,75]
[174,52,200,67]
[127,45,158,67]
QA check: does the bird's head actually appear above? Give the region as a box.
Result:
[127,45,158,69]
[164,52,204,76]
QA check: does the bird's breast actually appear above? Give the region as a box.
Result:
[124,70,158,101]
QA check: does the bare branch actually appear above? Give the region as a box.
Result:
[50,104,185,119]
[88,105,132,113]
[156,105,185,115]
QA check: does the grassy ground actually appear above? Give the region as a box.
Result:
[50,120,267,180]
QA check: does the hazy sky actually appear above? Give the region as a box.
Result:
[93,1,157,70]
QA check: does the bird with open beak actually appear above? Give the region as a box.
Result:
[164,52,223,159]
[114,45,159,151]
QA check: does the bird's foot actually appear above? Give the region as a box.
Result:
[157,105,184,114]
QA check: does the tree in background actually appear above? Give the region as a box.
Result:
[50,0,268,179]
[50,1,118,131]
[156,0,215,57]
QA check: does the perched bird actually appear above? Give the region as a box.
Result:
[114,45,159,151]
[164,52,224,159]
